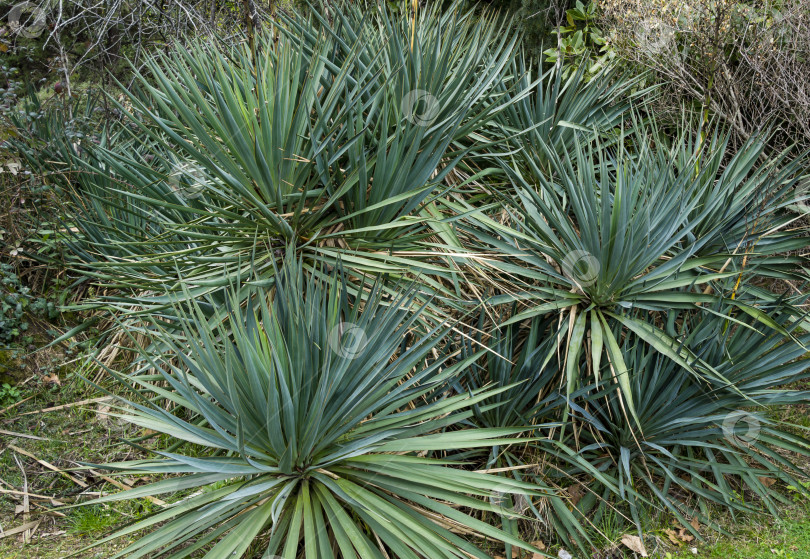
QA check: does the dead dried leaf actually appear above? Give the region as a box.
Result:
[530,540,547,559]
[566,485,585,507]
[678,527,695,542]
[0,520,40,540]
[664,529,682,545]
[621,534,648,556]
[42,374,60,386]
[0,429,49,441]
[9,445,88,488]
[97,401,111,424]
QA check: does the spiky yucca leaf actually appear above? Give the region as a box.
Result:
[451,313,595,554]
[467,123,808,418]
[553,307,810,537]
[53,0,522,319]
[71,258,549,558]
[484,57,644,177]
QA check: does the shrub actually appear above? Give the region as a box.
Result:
[467,119,806,416]
[0,262,59,344]
[75,258,548,558]
[554,307,810,532]
[37,0,522,319]
[601,0,810,152]
[33,0,810,555]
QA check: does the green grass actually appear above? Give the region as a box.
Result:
[699,515,810,559]
[0,356,156,559]
[65,504,123,536]
[582,508,810,559]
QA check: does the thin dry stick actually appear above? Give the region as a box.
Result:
[8,445,88,489]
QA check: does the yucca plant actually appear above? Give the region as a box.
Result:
[464,122,808,418]
[440,55,642,215]
[551,305,810,537]
[47,0,523,319]
[451,313,595,554]
[72,257,549,558]
[485,57,643,178]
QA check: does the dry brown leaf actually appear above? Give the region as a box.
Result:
[9,445,88,488]
[664,529,681,545]
[42,374,60,386]
[19,396,111,416]
[0,520,40,540]
[530,540,546,551]
[690,517,700,533]
[678,527,695,542]
[97,401,112,424]
[620,534,648,556]
[567,485,585,507]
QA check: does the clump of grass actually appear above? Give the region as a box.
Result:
[66,505,121,536]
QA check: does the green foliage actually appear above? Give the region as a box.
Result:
[38,1,522,319]
[13,0,808,556]
[555,308,810,533]
[5,86,110,181]
[0,382,21,406]
[74,256,547,558]
[488,0,569,60]
[699,514,810,558]
[67,504,122,535]
[470,117,806,421]
[543,0,613,76]
[0,262,59,344]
